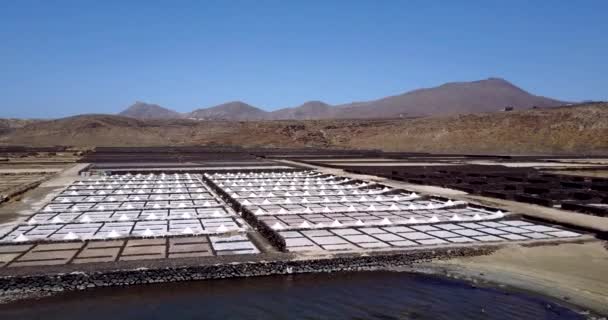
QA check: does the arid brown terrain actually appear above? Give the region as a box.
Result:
[0,119,39,135]
[1,103,606,155]
[117,78,567,120]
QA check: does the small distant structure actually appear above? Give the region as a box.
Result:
[501,106,514,112]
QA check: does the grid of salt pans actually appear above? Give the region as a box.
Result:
[207,170,583,252]
[207,170,505,227]
[0,173,259,254]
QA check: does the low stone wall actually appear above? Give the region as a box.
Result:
[0,245,497,299]
[202,173,289,251]
[0,178,47,204]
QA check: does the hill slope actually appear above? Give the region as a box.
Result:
[331,78,565,118]
[3,103,606,155]
[119,102,182,119]
[269,101,333,120]
[0,118,39,135]
[189,101,267,120]
[115,78,567,120]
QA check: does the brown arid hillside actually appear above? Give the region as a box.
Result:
[189,101,267,120]
[117,78,567,120]
[2,103,606,155]
[269,101,333,120]
[119,102,183,119]
[0,118,41,135]
[330,77,565,118]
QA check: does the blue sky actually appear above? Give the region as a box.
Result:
[1,0,606,118]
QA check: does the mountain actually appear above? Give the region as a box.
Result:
[3,103,607,155]
[189,101,267,120]
[329,78,566,118]
[116,78,567,120]
[269,101,333,120]
[119,102,182,119]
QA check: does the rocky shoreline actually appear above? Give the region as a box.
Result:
[0,245,497,304]
[1,239,606,319]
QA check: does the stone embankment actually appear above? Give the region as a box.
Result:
[0,246,497,301]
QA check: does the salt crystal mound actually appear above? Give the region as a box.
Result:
[428,216,440,223]
[216,224,229,233]
[380,217,392,225]
[107,230,121,238]
[63,232,79,240]
[14,234,29,242]
[299,221,311,228]
[141,228,155,237]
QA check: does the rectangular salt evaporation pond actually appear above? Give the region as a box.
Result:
[206,170,584,253]
[277,220,583,252]
[0,233,261,267]
[209,170,505,227]
[0,173,253,246]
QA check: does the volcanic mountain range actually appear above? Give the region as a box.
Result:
[119,78,567,120]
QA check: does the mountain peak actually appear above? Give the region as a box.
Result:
[118,77,566,121]
[119,102,181,119]
[189,101,267,120]
[300,100,330,108]
[486,77,508,82]
[333,77,566,118]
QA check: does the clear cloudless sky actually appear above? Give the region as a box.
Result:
[0,0,606,118]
